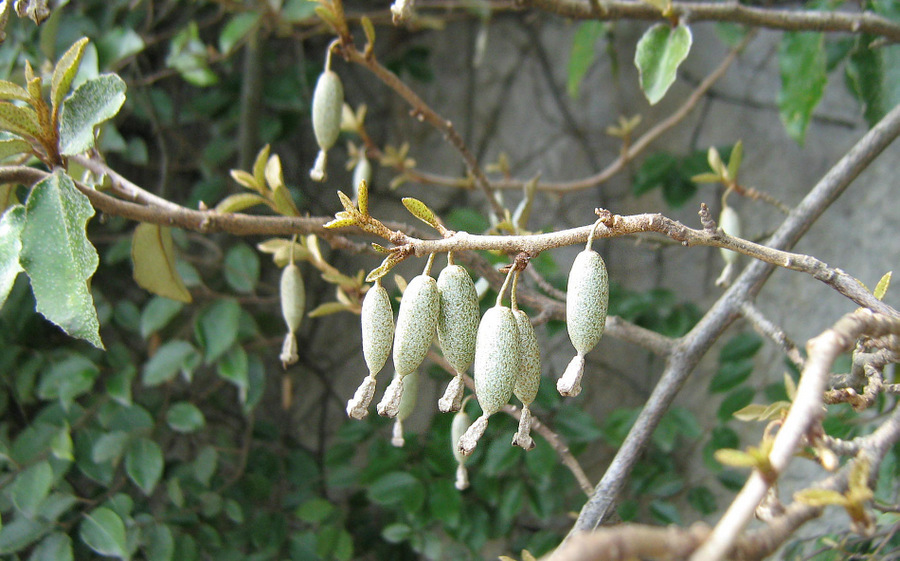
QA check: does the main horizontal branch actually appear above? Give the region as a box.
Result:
[518,0,900,43]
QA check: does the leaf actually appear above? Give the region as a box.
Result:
[213,192,271,214]
[217,346,248,403]
[219,12,260,54]
[143,524,174,561]
[324,216,356,229]
[367,471,425,512]
[402,197,442,231]
[634,23,693,105]
[166,22,218,87]
[223,243,260,294]
[30,533,73,561]
[365,253,403,282]
[37,355,99,409]
[567,21,607,98]
[357,178,369,216]
[727,139,743,181]
[778,32,826,144]
[79,507,128,559]
[0,205,24,307]
[0,102,42,138]
[97,28,145,68]
[51,37,90,115]
[0,137,32,160]
[0,80,31,103]
[714,448,758,468]
[142,340,198,386]
[709,359,754,393]
[131,223,192,303]
[139,297,183,338]
[307,301,351,317]
[731,403,770,421]
[361,15,376,49]
[718,386,756,422]
[125,437,163,495]
[271,183,299,217]
[873,271,891,300]
[251,145,270,189]
[719,333,763,362]
[20,171,102,348]
[12,461,53,517]
[195,299,241,364]
[166,402,205,433]
[793,488,849,507]
[58,73,127,155]
[229,169,261,192]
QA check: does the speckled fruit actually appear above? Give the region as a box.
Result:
[280,263,305,333]
[311,70,343,152]
[437,265,479,374]
[361,282,394,376]
[393,274,439,376]
[513,309,540,407]
[566,249,608,356]
[473,306,519,415]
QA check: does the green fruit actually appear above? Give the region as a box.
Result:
[393,274,439,377]
[436,264,479,412]
[281,263,306,333]
[451,409,471,490]
[311,70,343,152]
[719,205,741,266]
[473,305,519,416]
[392,370,419,447]
[361,282,394,376]
[512,309,540,407]
[566,249,609,356]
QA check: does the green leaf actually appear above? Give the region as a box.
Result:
[295,498,336,523]
[125,437,163,495]
[193,445,218,487]
[216,346,249,403]
[58,74,127,156]
[381,523,411,544]
[166,22,218,87]
[778,32,826,144]
[845,36,899,128]
[567,21,607,98]
[219,12,260,54]
[223,243,260,293]
[688,486,717,515]
[37,355,99,409]
[30,532,73,561]
[51,37,90,114]
[196,299,241,363]
[139,297,183,338]
[0,205,25,307]
[401,197,442,231]
[873,271,891,300]
[0,516,48,554]
[97,28,145,68]
[555,404,604,443]
[50,425,74,461]
[0,138,32,161]
[367,471,425,512]
[649,500,681,525]
[213,192,270,214]
[719,333,763,362]
[0,102,42,138]
[142,340,198,386]
[634,152,678,196]
[12,461,53,517]
[717,386,756,422]
[727,140,743,181]
[0,80,32,103]
[79,507,128,559]
[794,488,849,507]
[165,402,205,433]
[709,359,754,393]
[91,431,129,464]
[634,23,693,105]
[142,524,174,561]
[20,173,102,347]
[131,223,192,303]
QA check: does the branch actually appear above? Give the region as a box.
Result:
[517,0,900,43]
[565,99,900,539]
[690,309,900,561]
[337,40,507,220]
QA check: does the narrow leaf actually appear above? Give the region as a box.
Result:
[365,253,403,282]
[713,448,758,468]
[567,21,607,98]
[778,32,826,144]
[324,216,356,229]
[264,154,284,191]
[307,301,351,317]
[271,184,299,217]
[0,102,42,138]
[79,507,127,559]
[873,271,891,300]
[142,340,198,386]
[51,37,90,114]
[125,437,163,495]
[59,74,127,156]
[0,80,32,103]
[0,138,32,160]
[362,15,376,48]
[793,488,849,507]
[0,205,25,307]
[634,23,693,105]
[402,197,441,230]
[337,190,356,213]
[252,144,270,189]
[30,533,73,561]
[727,139,743,181]
[20,171,103,348]
[229,169,262,192]
[691,172,722,184]
[131,223,192,303]
[357,179,369,216]
[213,192,271,214]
